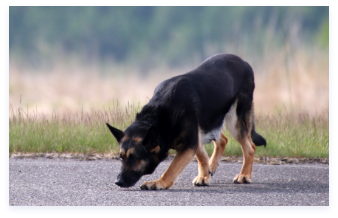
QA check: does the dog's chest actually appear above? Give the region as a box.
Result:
[199,122,224,145]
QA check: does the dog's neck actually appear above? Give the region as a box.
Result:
[135,106,170,162]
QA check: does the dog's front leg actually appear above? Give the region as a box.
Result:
[140,148,195,190]
[192,143,211,186]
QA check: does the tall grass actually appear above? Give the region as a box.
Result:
[255,110,329,158]
[9,102,139,154]
[9,103,329,158]
[9,49,328,118]
[9,48,328,158]
[205,109,329,158]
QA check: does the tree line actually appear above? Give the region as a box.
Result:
[9,6,328,68]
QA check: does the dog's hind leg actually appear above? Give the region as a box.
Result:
[225,99,256,183]
[233,136,256,183]
[192,143,212,186]
[209,133,228,175]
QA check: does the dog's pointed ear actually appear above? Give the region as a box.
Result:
[106,123,124,143]
[143,126,159,149]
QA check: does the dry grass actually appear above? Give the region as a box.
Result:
[9,49,329,158]
[253,49,329,115]
[9,49,328,117]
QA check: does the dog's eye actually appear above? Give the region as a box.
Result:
[128,154,134,160]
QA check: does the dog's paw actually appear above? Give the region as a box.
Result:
[233,174,251,184]
[140,179,173,190]
[209,162,218,176]
[192,175,210,186]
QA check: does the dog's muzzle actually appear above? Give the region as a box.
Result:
[114,172,141,188]
[115,178,127,187]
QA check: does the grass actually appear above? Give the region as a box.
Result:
[9,48,328,118]
[205,110,329,158]
[8,47,328,158]
[9,103,329,159]
[9,102,139,154]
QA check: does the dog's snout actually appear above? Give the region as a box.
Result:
[115,178,125,187]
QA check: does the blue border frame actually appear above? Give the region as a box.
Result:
[3,3,335,215]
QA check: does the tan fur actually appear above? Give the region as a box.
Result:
[233,135,256,183]
[126,147,135,158]
[133,160,148,172]
[120,148,125,157]
[209,133,228,174]
[120,136,129,143]
[193,143,211,186]
[141,148,195,190]
[225,103,256,183]
[150,145,160,153]
[132,137,143,143]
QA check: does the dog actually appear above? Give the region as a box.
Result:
[106,54,266,190]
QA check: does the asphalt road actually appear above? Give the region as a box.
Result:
[9,158,329,206]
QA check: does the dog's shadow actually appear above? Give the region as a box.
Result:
[119,180,328,194]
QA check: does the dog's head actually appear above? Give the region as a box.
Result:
[106,122,161,188]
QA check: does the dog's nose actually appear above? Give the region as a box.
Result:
[115,179,125,187]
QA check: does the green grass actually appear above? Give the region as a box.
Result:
[255,111,329,158]
[9,102,138,154]
[9,104,329,158]
[204,111,329,158]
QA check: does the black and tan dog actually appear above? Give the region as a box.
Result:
[106,54,266,190]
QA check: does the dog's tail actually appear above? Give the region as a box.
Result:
[251,112,267,147]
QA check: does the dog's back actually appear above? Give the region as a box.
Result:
[140,53,266,147]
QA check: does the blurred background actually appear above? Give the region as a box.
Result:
[9,6,329,116]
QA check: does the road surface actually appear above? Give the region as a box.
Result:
[9,158,329,206]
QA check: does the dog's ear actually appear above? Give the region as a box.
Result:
[143,126,159,149]
[106,123,124,143]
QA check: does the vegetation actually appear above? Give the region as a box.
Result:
[9,6,329,159]
[9,102,138,154]
[205,110,329,158]
[9,103,329,158]
[9,6,328,69]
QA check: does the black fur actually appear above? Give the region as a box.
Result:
[251,112,267,146]
[107,54,266,188]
